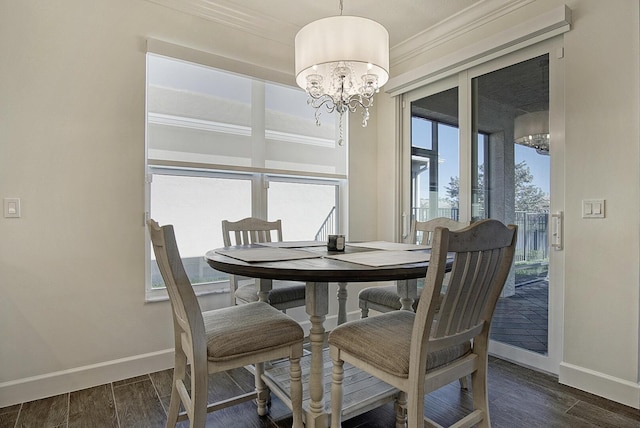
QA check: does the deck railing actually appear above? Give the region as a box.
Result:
[514,211,549,262]
[411,207,549,263]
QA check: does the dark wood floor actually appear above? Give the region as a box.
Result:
[2,355,639,428]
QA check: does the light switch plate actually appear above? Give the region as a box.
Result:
[4,198,21,218]
[582,199,605,218]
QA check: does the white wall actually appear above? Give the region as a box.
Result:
[1,0,639,410]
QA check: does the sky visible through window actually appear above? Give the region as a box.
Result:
[413,122,550,201]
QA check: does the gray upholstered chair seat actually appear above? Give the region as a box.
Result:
[328,310,471,379]
[358,284,445,313]
[235,282,307,306]
[357,284,422,311]
[204,301,304,362]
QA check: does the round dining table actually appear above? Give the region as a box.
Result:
[205,242,431,428]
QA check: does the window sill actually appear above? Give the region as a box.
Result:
[145,282,230,303]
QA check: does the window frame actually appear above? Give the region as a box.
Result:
[144,47,347,302]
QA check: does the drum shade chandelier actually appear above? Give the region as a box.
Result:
[295,0,389,144]
[514,111,550,155]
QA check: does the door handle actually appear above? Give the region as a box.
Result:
[551,211,563,250]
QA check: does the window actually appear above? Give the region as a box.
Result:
[145,53,346,300]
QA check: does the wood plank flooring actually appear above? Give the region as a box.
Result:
[2,356,639,428]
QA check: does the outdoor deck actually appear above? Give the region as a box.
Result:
[491,279,549,354]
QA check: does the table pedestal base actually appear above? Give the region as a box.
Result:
[261,348,398,428]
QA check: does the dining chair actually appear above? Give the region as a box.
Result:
[148,219,304,428]
[222,217,306,311]
[358,217,470,318]
[329,219,517,428]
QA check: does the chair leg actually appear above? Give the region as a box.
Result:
[330,356,344,428]
[394,391,408,428]
[406,387,424,428]
[359,301,369,318]
[472,337,490,428]
[254,362,269,416]
[229,275,238,306]
[472,365,490,428]
[337,282,348,325]
[166,354,185,428]
[190,358,209,428]
[290,350,304,428]
[459,375,469,390]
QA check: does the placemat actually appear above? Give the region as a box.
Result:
[326,250,430,267]
[346,241,429,251]
[258,241,326,248]
[215,247,321,263]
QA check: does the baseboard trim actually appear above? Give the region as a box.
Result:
[0,309,364,408]
[0,349,175,408]
[559,361,640,409]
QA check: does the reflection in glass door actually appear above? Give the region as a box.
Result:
[409,87,460,226]
[471,55,550,355]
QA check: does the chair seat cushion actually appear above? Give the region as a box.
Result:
[358,284,445,312]
[328,310,471,378]
[203,302,304,362]
[358,284,423,311]
[236,281,306,305]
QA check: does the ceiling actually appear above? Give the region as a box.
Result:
[213,0,483,47]
[147,0,525,52]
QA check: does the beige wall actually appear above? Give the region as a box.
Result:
[1,0,639,409]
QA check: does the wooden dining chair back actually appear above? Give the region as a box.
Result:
[411,216,470,246]
[329,219,517,428]
[358,217,470,318]
[222,217,283,247]
[148,219,304,428]
[221,217,306,311]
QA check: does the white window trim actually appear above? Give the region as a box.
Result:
[146,38,296,87]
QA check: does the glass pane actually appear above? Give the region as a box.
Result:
[146,54,253,166]
[411,117,433,150]
[472,133,487,221]
[150,173,252,288]
[268,180,338,241]
[264,82,344,175]
[410,87,459,225]
[472,55,550,355]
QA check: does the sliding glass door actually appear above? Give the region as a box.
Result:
[403,39,564,373]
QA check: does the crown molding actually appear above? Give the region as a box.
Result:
[386,4,571,96]
[390,0,535,67]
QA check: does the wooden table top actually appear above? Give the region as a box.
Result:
[205,243,431,283]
